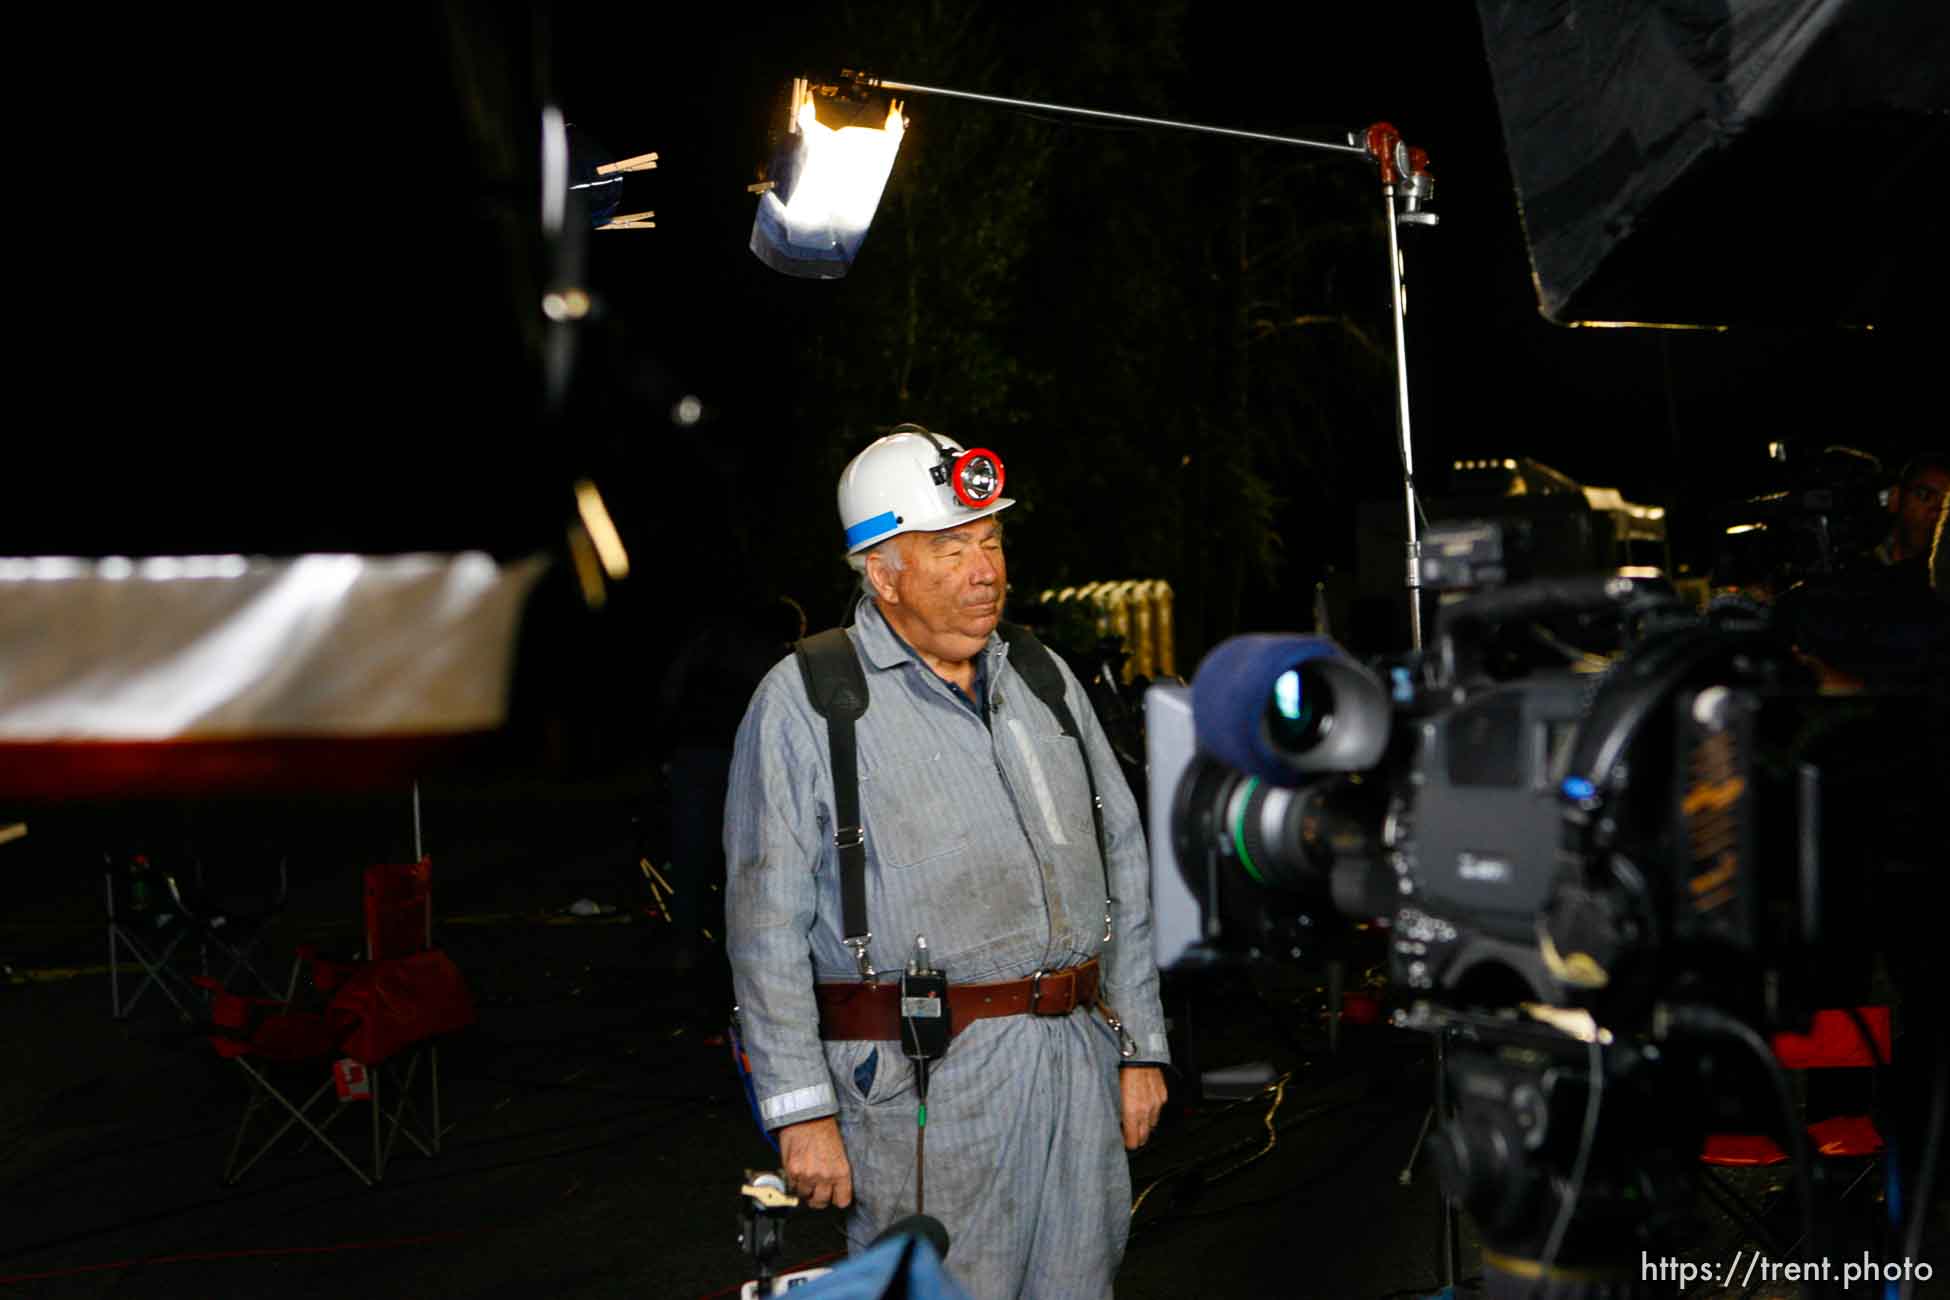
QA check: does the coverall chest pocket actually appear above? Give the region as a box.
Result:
[860,756,971,869]
[1012,723,1098,848]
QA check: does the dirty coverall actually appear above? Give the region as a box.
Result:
[725,597,1171,1299]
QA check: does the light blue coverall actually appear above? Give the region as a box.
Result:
[725,597,1171,1299]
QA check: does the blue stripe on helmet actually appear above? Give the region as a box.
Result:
[843,510,899,548]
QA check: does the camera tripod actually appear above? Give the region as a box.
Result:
[1397,1026,1465,1292]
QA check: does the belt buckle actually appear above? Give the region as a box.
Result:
[1028,967,1074,1015]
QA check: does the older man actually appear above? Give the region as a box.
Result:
[725,425,1169,1299]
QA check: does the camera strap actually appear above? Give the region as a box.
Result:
[795,621,1113,980]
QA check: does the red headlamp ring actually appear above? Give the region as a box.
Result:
[950,447,1005,508]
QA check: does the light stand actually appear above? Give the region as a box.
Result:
[756,71,1439,648]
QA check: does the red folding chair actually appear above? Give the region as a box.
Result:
[1698,1007,1892,1253]
[196,858,473,1185]
[365,856,433,959]
[353,858,457,1168]
[197,968,370,1185]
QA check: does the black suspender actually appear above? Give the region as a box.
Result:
[793,628,876,977]
[795,621,1114,980]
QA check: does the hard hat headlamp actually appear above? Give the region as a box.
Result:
[949,447,1004,508]
[898,424,1006,511]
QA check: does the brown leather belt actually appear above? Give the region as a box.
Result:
[815,959,1101,1042]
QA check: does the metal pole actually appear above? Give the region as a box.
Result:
[412,782,423,862]
[855,75,1429,645]
[1327,959,1345,1054]
[1433,1029,1460,1289]
[1383,187,1424,651]
[107,872,120,1016]
[866,78,1369,160]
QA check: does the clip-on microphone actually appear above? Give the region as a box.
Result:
[900,934,950,1214]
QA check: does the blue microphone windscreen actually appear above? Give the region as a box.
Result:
[1192,635,1389,783]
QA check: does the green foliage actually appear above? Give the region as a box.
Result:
[790,0,1395,655]
[795,1,1059,438]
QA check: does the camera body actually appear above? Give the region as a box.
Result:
[1710,444,1889,590]
[1149,525,1878,1028]
[1146,519,1909,1279]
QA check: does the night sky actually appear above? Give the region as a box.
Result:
[26,2,1937,635]
[563,0,1935,503]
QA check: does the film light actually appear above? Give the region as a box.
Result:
[749,80,906,279]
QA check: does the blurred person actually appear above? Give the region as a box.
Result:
[1878,472,1950,1228]
[1707,526,1788,616]
[1932,490,1948,601]
[1875,451,1950,573]
[725,425,1169,1299]
[657,594,805,1029]
[1777,451,1949,690]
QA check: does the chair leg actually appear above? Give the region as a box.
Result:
[291,1087,355,1157]
[213,934,284,1000]
[110,926,194,1020]
[1779,1158,1884,1261]
[379,1052,436,1162]
[371,1065,385,1182]
[431,1045,442,1153]
[229,1059,374,1187]
[1834,1159,1878,1202]
[149,932,197,1021]
[1696,1165,1784,1256]
[224,1088,265,1183]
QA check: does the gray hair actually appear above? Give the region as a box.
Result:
[847,535,907,596]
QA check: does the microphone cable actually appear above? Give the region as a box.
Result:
[915,1057,930,1216]
[1665,1004,1817,1292]
[1899,1023,1945,1300]
[1128,1072,1293,1220]
[1526,1032,1603,1300]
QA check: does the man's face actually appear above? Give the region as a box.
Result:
[871,518,1006,664]
[1893,467,1949,558]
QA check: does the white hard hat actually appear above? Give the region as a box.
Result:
[837,424,1014,555]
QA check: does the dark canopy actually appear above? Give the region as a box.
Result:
[1477,0,1948,327]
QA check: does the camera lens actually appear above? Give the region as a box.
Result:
[1265,665,1335,756]
[1173,756,1382,896]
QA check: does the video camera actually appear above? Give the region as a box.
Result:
[1708,445,1889,590]
[1146,518,1924,1293]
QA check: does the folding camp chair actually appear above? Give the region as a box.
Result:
[197,858,473,1185]
[105,854,197,1020]
[353,858,458,1169]
[197,967,373,1185]
[365,857,433,961]
[162,857,289,1001]
[1697,1007,1892,1256]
